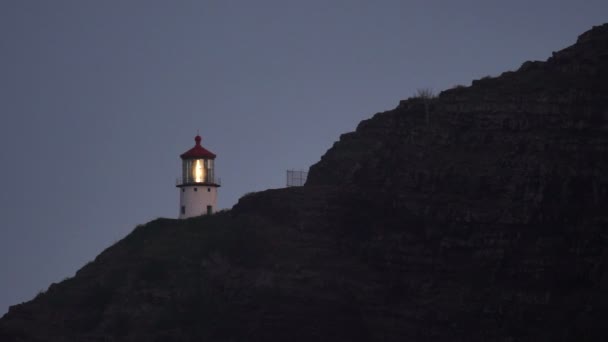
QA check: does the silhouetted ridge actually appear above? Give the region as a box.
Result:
[308,24,608,191]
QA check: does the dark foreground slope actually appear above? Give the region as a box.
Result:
[2,24,608,341]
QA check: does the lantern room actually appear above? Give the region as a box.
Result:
[178,135,219,186]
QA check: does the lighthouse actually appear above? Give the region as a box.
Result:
[176,135,220,219]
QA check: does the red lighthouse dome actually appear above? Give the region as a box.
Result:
[180,135,216,159]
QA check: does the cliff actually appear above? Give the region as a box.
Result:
[2,24,608,341]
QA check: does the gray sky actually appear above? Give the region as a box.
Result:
[0,0,606,314]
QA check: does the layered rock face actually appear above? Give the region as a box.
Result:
[2,24,608,342]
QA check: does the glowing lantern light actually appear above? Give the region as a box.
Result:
[195,159,204,182]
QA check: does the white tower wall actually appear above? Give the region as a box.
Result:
[179,185,218,219]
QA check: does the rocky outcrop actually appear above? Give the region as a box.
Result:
[308,23,608,227]
[2,24,608,342]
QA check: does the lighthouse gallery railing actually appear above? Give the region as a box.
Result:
[176,176,221,186]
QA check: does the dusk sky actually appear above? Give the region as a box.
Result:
[1,1,606,314]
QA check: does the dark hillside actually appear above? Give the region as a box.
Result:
[2,23,608,341]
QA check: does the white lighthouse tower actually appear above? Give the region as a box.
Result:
[177,134,220,219]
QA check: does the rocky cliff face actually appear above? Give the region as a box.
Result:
[2,24,608,342]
